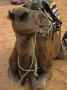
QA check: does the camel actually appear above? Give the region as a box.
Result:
[8,6,63,90]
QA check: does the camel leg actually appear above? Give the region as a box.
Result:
[31,70,52,90]
[33,34,52,90]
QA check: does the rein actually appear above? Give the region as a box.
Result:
[17,33,38,86]
[17,25,52,86]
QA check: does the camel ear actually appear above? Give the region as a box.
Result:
[8,10,15,21]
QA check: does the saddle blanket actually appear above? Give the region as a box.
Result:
[44,0,60,19]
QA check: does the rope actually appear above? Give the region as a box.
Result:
[17,11,53,86]
[17,34,37,86]
[39,24,52,38]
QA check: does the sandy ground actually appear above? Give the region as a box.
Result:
[0,0,67,90]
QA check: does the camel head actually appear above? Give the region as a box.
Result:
[8,6,52,55]
[8,7,40,34]
[8,7,51,34]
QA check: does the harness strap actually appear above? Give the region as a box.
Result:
[17,34,38,86]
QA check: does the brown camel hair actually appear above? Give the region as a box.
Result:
[8,7,61,88]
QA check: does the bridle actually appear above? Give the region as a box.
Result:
[17,25,52,86]
[17,7,53,86]
[17,31,38,86]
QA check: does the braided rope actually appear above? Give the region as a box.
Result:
[17,34,37,86]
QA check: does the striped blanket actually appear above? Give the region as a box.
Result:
[45,0,60,19]
[51,2,60,19]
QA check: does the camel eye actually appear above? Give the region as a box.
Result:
[19,11,29,21]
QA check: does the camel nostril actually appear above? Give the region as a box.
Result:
[19,11,29,21]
